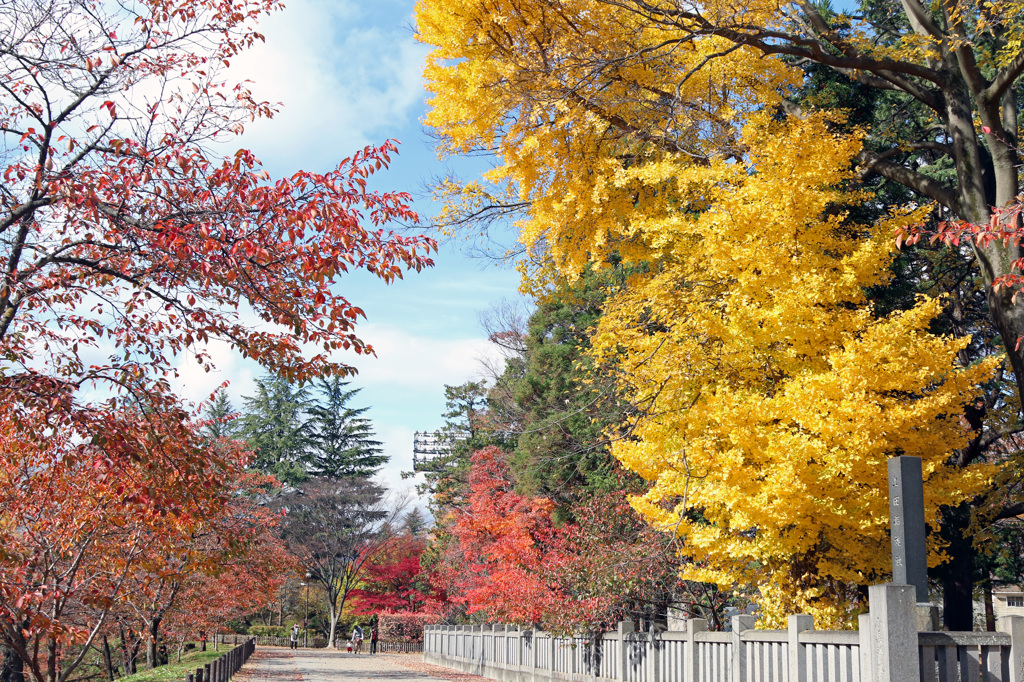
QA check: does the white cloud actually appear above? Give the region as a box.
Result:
[372,422,423,498]
[221,0,429,174]
[347,321,502,389]
[170,339,259,410]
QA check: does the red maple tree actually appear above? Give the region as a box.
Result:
[0,0,434,675]
[430,447,718,633]
[0,0,435,458]
[432,446,566,626]
[348,536,436,615]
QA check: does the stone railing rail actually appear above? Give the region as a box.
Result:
[424,584,1024,682]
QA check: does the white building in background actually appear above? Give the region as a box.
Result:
[993,585,1024,620]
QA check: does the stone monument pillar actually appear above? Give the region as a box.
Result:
[888,455,939,629]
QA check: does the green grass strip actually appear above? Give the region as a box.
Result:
[118,647,236,682]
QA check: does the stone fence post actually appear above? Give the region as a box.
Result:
[1000,615,1024,682]
[618,620,633,681]
[684,618,707,682]
[787,614,813,682]
[731,615,755,682]
[867,583,920,682]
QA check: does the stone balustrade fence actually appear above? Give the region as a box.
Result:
[424,584,1024,682]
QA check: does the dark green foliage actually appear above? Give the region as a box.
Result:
[202,388,237,441]
[307,378,386,479]
[403,508,428,535]
[412,381,512,510]
[239,374,312,485]
[237,373,385,484]
[991,521,1024,586]
[508,271,630,511]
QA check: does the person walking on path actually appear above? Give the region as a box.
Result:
[290,624,300,650]
[369,626,378,654]
[351,624,364,654]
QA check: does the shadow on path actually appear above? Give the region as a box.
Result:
[232,647,481,682]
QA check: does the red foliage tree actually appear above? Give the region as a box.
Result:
[119,465,293,669]
[0,0,433,398]
[434,446,566,626]
[0,0,433,676]
[163,522,296,660]
[0,406,259,682]
[348,536,435,615]
[431,448,725,633]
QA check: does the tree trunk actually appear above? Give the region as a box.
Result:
[145,616,162,670]
[937,503,976,630]
[328,612,339,649]
[938,76,1024,413]
[0,647,24,682]
[46,637,57,682]
[983,580,996,631]
[101,636,114,681]
[119,623,139,676]
[1,618,28,682]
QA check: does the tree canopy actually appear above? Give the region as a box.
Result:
[415,0,1024,627]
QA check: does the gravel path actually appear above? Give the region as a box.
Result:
[232,647,489,682]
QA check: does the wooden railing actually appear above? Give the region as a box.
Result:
[214,632,422,653]
[376,640,424,654]
[185,638,254,682]
[424,584,1024,682]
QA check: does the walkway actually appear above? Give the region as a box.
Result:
[233,647,486,682]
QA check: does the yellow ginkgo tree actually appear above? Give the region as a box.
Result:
[416,0,1005,626]
[588,113,997,627]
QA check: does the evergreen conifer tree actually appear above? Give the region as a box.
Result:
[239,374,312,484]
[202,388,238,441]
[308,377,386,479]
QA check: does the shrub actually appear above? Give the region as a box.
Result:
[248,625,290,638]
[377,612,438,642]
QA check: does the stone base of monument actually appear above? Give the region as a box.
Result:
[915,602,940,631]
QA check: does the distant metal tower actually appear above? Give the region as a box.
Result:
[412,430,468,471]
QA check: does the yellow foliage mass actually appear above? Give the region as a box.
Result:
[416,0,1000,627]
[587,115,997,627]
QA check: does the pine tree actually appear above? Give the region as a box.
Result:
[307,377,386,479]
[403,508,429,536]
[239,374,312,485]
[202,388,237,441]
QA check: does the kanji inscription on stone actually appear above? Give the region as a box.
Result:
[888,455,928,602]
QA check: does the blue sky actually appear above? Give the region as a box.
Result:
[170,0,523,498]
